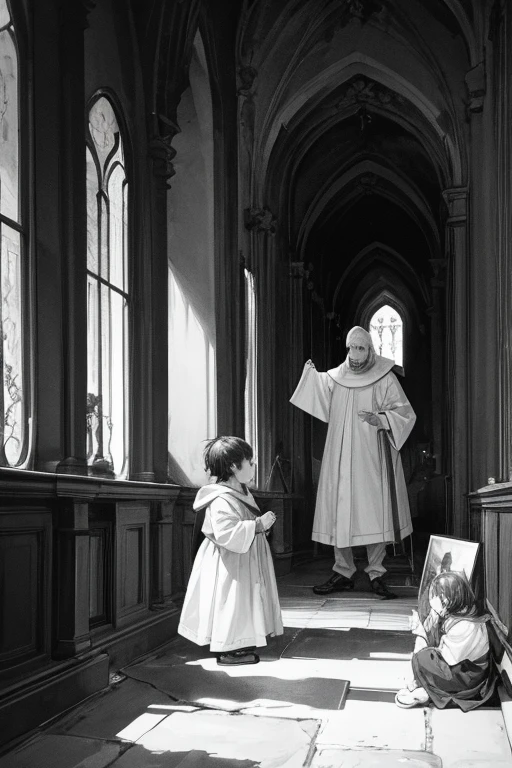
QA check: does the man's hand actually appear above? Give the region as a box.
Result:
[358,410,383,428]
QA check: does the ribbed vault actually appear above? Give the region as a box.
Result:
[237,0,477,478]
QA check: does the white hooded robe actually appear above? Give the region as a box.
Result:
[178,484,283,652]
[290,356,416,548]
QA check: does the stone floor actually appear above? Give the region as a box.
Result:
[1,558,512,768]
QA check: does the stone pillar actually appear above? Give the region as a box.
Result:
[467,70,500,492]
[56,0,94,474]
[443,187,468,537]
[428,259,447,473]
[289,262,308,496]
[148,128,177,482]
[54,502,91,658]
[244,207,278,489]
[130,162,158,482]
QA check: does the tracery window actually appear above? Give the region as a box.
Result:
[86,95,129,477]
[369,304,403,366]
[0,1,28,466]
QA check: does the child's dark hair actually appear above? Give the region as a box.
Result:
[429,571,481,617]
[203,436,253,481]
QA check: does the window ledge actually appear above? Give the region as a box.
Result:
[0,466,180,501]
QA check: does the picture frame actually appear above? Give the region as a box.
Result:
[418,535,480,621]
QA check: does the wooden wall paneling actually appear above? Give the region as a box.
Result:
[150,498,178,607]
[182,505,195,583]
[54,503,92,658]
[499,513,512,628]
[0,509,52,677]
[172,489,195,598]
[469,505,482,542]
[115,502,150,627]
[171,500,185,600]
[484,509,499,616]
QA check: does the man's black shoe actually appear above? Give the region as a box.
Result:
[313,573,355,595]
[371,577,397,600]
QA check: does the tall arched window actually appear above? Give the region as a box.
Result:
[369,304,403,366]
[0,1,28,466]
[86,95,129,477]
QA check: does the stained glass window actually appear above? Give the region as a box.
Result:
[86,96,129,477]
[369,305,403,366]
[0,1,27,466]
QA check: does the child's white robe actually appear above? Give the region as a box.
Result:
[178,484,283,652]
[290,358,416,548]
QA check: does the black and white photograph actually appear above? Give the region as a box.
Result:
[0,1,511,766]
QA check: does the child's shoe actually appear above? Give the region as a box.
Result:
[395,686,430,708]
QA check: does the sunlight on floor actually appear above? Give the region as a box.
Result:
[186,656,410,690]
[132,710,315,768]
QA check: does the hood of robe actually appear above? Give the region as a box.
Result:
[328,355,397,388]
[193,483,259,513]
[327,324,398,388]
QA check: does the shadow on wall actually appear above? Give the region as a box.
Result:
[168,452,193,486]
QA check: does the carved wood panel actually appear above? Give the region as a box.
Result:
[115,503,150,627]
[0,509,52,675]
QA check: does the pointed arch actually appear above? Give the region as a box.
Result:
[257,52,462,198]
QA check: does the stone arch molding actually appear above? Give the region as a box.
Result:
[296,161,441,260]
[256,52,462,201]
[360,290,409,334]
[332,242,430,320]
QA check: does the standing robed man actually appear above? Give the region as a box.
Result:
[290,326,416,599]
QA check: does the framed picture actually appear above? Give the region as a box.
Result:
[418,535,480,621]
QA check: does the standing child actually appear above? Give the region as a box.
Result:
[178,436,284,665]
[396,571,496,710]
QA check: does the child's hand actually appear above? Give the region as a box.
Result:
[260,511,276,530]
[306,359,316,369]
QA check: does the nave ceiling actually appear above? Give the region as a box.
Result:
[235,0,480,330]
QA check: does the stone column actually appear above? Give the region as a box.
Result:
[244,207,278,488]
[466,67,500,493]
[289,262,308,496]
[54,502,91,658]
[148,128,177,482]
[428,259,447,473]
[56,0,95,475]
[443,187,468,537]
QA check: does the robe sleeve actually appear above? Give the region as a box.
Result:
[437,620,489,666]
[290,361,331,423]
[207,497,256,554]
[374,372,416,450]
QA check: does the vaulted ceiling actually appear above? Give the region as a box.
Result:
[237,0,479,328]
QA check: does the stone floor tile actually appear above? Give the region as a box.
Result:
[125,656,350,710]
[133,711,315,768]
[0,734,124,768]
[49,678,173,741]
[367,613,413,631]
[311,747,441,767]
[281,627,414,662]
[109,744,191,768]
[431,706,512,767]
[316,700,427,751]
